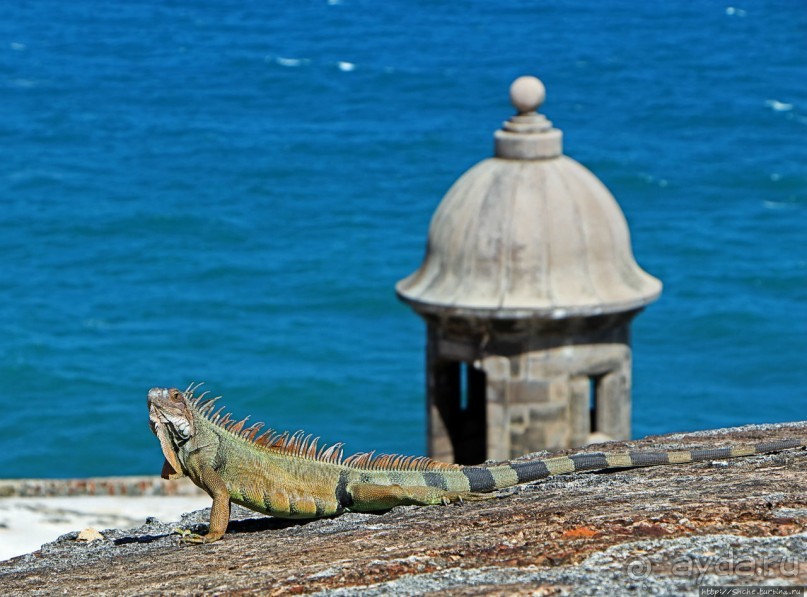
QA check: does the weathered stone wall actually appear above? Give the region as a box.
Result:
[426,313,638,463]
[484,341,632,459]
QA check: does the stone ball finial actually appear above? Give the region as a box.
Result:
[509,76,546,114]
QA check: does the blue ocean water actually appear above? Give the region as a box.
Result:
[1,1,804,478]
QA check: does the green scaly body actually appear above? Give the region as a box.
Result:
[147,385,805,543]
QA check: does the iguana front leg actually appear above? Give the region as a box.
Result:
[180,465,231,544]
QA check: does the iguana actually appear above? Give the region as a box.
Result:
[147,384,805,544]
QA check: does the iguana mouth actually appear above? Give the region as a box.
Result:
[149,407,191,440]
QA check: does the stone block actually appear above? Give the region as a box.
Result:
[568,375,591,446]
[510,379,552,404]
[526,401,567,422]
[481,355,509,381]
[485,379,506,405]
[596,368,631,440]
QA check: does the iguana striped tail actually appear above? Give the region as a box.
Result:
[454,439,806,493]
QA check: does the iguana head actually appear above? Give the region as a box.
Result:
[147,387,196,480]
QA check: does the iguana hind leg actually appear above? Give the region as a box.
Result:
[349,483,495,511]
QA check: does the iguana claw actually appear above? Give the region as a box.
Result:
[173,527,209,544]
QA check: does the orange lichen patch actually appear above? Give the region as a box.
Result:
[562,526,600,539]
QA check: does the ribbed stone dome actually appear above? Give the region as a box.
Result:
[396,76,661,319]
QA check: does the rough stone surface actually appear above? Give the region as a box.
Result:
[1,422,805,595]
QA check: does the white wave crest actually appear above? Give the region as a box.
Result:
[765,99,794,112]
[272,56,309,68]
[725,7,747,17]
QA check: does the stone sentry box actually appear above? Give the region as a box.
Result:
[397,76,662,464]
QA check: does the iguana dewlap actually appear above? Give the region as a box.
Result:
[147,385,805,544]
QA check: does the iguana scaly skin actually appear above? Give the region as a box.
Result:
[147,385,805,544]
